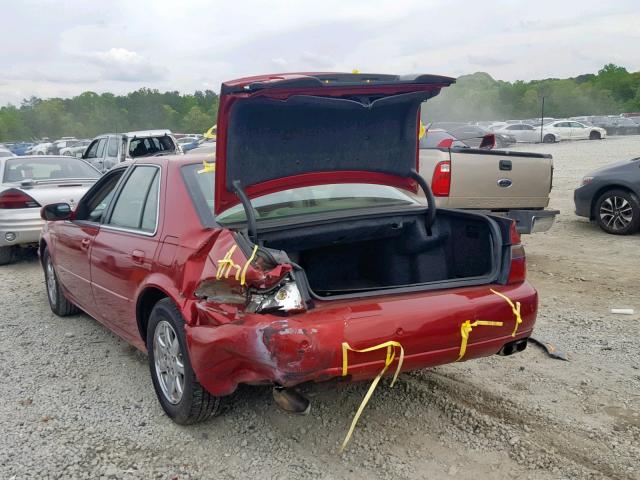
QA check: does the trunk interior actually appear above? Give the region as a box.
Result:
[260,210,501,297]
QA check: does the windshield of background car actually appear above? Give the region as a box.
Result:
[420,130,467,148]
[180,163,420,225]
[3,158,100,182]
[128,136,176,157]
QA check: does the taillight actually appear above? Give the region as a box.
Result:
[0,189,41,209]
[507,221,526,284]
[431,161,451,196]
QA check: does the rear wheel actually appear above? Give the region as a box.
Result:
[594,189,640,235]
[147,298,220,424]
[43,248,80,316]
[589,131,601,140]
[543,134,556,143]
[0,246,13,266]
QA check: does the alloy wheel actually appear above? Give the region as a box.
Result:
[599,196,633,231]
[153,320,185,404]
[45,257,57,306]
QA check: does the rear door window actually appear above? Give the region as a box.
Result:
[107,166,160,231]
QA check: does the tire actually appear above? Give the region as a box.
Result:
[43,248,80,316]
[147,298,220,424]
[594,189,640,235]
[589,131,601,140]
[0,246,13,266]
[543,134,556,143]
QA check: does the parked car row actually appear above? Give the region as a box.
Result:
[0,72,636,436]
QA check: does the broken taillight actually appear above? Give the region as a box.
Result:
[431,161,451,197]
[507,221,526,284]
[0,189,41,209]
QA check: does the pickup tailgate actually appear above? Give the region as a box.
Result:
[445,148,553,209]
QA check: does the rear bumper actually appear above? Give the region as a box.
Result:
[487,209,558,234]
[0,210,43,247]
[506,209,559,234]
[186,281,538,396]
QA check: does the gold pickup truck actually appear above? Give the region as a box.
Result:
[419,129,558,233]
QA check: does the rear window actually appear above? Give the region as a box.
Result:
[181,163,216,226]
[128,136,176,157]
[3,158,100,182]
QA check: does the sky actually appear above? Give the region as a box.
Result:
[1,0,639,105]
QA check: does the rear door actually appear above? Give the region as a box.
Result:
[90,164,162,343]
[52,169,125,313]
[447,149,553,209]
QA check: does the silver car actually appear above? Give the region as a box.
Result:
[0,155,100,265]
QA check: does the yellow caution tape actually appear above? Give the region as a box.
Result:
[197,159,216,174]
[490,288,523,337]
[216,245,241,280]
[239,245,258,286]
[456,320,503,361]
[340,341,404,452]
[216,244,259,286]
[456,289,524,361]
[203,124,217,139]
[419,120,426,139]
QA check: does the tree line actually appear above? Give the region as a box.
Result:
[0,88,219,142]
[1,64,639,141]
[424,64,640,122]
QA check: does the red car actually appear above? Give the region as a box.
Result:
[40,72,537,424]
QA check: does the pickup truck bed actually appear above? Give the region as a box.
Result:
[419,146,558,233]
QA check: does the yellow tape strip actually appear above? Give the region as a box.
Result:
[197,159,216,174]
[340,341,404,452]
[239,245,258,286]
[456,320,503,361]
[490,288,523,337]
[216,245,241,280]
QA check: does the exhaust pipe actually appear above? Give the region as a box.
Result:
[498,338,528,356]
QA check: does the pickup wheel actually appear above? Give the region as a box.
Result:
[594,189,640,235]
[543,134,556,143]
[43,248,80,316]
[589,131,601,140]
[0,246,13,266]
[147,298,221,424]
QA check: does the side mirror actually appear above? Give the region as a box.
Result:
[41,203,72,221]
[76,151,83,158]
[479,133,496,150]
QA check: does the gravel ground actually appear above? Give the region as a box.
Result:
[1,136,639,479]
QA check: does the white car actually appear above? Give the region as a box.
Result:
[0,147,16,158]
[0,155,100,265]
[494,123,542,142]
[540,120,607,143]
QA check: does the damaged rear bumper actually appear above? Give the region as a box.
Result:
[186,281,537,396]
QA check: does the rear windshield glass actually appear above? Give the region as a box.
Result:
[3,158,100,182]
[218,184,418,224]
[180,163,421,226]
[129,136,176,157]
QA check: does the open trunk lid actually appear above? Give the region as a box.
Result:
[214,72,455,214]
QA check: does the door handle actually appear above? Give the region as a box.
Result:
[499,160,512,171]
[131,250,145,264]
[81,238,91,250]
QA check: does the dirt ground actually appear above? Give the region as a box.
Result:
[1,136,639,479]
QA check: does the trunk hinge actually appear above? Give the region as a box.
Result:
[231,180,258,243]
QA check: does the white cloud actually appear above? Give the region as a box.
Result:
[0,0,639,104]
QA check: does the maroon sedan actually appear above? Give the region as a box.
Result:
[40,72,536,425]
